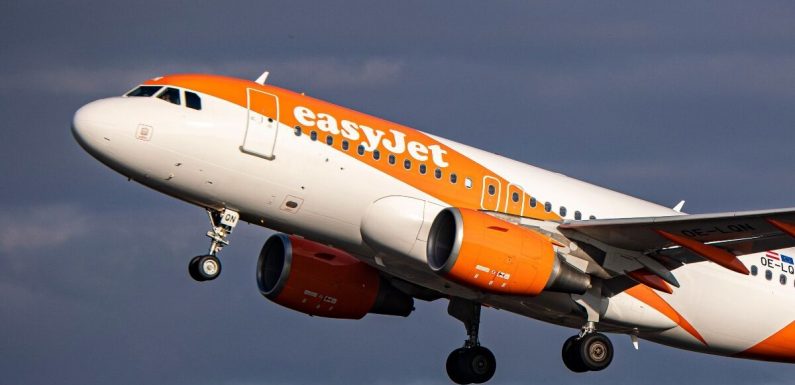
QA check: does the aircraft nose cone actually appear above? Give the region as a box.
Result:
[72,98,118,155]
[73,100,104,143]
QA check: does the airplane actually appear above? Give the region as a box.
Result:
[72,72,795,384]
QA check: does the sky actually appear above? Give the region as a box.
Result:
[2,1,795,384]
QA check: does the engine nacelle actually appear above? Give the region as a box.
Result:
[426,207,591,296]
[257,234,414,319]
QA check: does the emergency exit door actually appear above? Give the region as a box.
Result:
[241,88,279,159]
[480,176,501,211]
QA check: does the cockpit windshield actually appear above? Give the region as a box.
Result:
[125,86,162,97]
[157,87,181,105]
[123,85,202,111]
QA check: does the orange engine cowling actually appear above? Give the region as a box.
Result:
[257,234,414,319]
[426,207,591,296]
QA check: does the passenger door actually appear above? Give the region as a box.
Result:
[241,88,279,159]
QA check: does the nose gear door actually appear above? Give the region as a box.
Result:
[241,88,279,159]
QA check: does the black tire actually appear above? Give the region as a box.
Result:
[577,333,613,371]
[188,255,206,282]
[561,336,588,373]
[465,346,496,384]
[196,255,222,281]
[446,348,473,384]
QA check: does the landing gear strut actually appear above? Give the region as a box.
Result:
[445,298,497,384]
[188,209,239,282]
[561,322,613,373]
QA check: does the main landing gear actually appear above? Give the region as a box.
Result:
[561,322,613,373]
[445,298,496,384]
[188,209,239,282]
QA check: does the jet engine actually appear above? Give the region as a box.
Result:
[257,233,414,319]
[426,207,591,295]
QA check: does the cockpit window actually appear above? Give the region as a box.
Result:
[157,87,181,106]
[126,86,162,97]
[185,91,202,110]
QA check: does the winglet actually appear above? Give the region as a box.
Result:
[255,71,270,85]
[656,230,749,275]
[673,200,685,212]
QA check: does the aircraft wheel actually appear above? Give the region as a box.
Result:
[446,346,497,384]
[188,255,205,281]
[577,333,613,371]
[189,255,221,281]
[466,346,496,384]
[446,348,472,384]
[561,336,588,373]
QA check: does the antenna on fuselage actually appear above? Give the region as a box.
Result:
[255,70,270,85]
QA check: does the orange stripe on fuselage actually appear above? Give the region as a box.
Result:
[144,74,560,221]
[625,284,707,346]
[737,321,795,363]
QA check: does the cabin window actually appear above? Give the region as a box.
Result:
[341,140,349,151]
[574,211,582,220]
[419,164,427,174]
[488,185,496,196]
[434,168,442,179]
[388,154,396,165]
[560,206,567,217]
[766,270,773,281]
[185,91,202,110]
[310,131,318,141]
[125,85,162,97]
[450,173,458,184]
[357,145,365,156]
[325,135,333,145]
[157,87,181,105]
[529,197,537,207]
[544,202,552,212]
[373,149,381,160]
[465,178,473,189]
[294,126,302,136]
[751,265,758,276]
[511,192,520,203]
[404,159,412,170]
[589,215,596,220]
[781,274,787,285]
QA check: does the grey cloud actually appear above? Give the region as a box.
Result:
[0,57,403,97]
[0,204,89,253]
[519,53,795,101]
[269,57,405,88]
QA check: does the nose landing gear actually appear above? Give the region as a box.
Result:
[445,298,497,384]
[561,322,614,373]
[188,209,239,282]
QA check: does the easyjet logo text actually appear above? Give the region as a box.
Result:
[293,106,449,168]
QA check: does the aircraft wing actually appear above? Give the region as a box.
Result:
[557,208,795,291]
